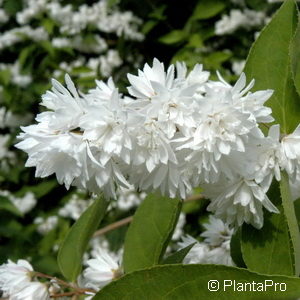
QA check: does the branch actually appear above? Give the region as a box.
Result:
[93,194,204,238]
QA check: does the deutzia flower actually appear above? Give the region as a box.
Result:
[82,248,122,291]
[280,124,300,177]
[176,73,268,184]
[178,215,235,266]
[0,260,49,300]
[10,282,49,300]
[0,259,33,297]
[201,215,234,248]
[253,124,282,183]
[204,176,279,229]
[178,235,210,264]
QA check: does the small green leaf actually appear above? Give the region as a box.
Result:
[241,181,294,276]
[0,69,11,86]
[280,171,300,276]
[93,264,300,300]
[123,194,182,273]
[0,196,22,217]
[162,243,195,265]
[159,30,187,45]
[192,0,225,20]
[244,0,300,133]
[58,196,107,282]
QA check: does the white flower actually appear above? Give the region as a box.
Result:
[0,260,32,296]
[172,213,186,241]
[205,176,279,229]
[115,185,146,210]
[34,216,58,235]
[9,192,37,214]
[201,215,234,248]
[253,125,282,183]
[176,73,264,184]
[280,124,300,176]
[178,235,210,264]
[178,216,235,266]
[82,249,122,291]
[58,194,93,220]
[215,9,266,35]
[10,282,49,300]
[0,260,49,300]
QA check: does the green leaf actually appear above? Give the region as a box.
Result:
[0,69,11,86]
[280,171,300,276]
[192,0,225,20]
[3,0,22,15]
[230,229,246,268]
[0,196,22,217]
[241,181,294,276]
[290,12,300,98]
[17,180,57,198]
[163,243,195,265]
[244,0,300,134]
[93,264,300,300]
[58,196,107,282]
[159,30,187,45]
[42,18,56,34]
[204,51,232,69]
[123,194,182,273]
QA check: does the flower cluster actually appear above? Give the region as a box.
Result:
[16,58,300,229]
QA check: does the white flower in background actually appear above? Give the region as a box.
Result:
[34,216,58,235]
[232,60,245,75]
[178,235,210,264]
[0,190,37,214]
[0,9,8,24]
[99,50,122,77]
[201,215,234,248]
[115,185,146,210]
[0,134,13,159]
[0,107,32,129]
[0,26,48,50]
[0,259,49,299]
[9,192,37,214]
[178,216,234,266]
[172,213,186,241]
[59,194,93,220]
[215,9,266,35]
[82,248,122,291]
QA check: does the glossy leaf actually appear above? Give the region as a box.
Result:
[162,243,196,265]
[57,196,107,282]
[123,194,182,273]
[241,181,294,276]
[93,264,300,300]
[192,0,225,20]
[244,0,300,134]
